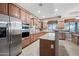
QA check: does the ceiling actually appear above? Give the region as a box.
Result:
[17,3,79,19]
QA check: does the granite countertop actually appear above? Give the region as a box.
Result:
[39,33,55,41]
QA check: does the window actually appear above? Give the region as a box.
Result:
[64,23,70,32]
[70,22,75,32]
[64,22,76,32]
[77,22,79,32]
[48,24,53,31]
[53,24,57,30]
[48,23,57,31]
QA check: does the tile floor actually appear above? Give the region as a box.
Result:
[60,40,79,56]
[19,39,79,56]
[19,40,39,56]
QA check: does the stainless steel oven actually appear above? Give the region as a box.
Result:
[22,23,30,38]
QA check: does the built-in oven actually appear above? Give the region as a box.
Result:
[22,23,30,38]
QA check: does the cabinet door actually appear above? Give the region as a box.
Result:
[43,22,48,29]
[59,33,65,40]
[30,18,34,26]
[34,18,37,25]
[58,21,64,29]
[38,22,41,28]
[9,4,20,18]
[0,3,8,15]
[30,34,34,43]
[40,39,55,56]
[26,14,31,24]
[20,10,26,23]
[22,37,30,48]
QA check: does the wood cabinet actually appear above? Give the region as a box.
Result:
[38,22,41,28]
[42,22,48,29]
[9,4,20,18]
[30,34,34,43]
[30,34,36,43]
[0,3,8,15]
[20,10,27,23]
[30,18,34,26]
[22,36,30,48]
[34,18,37,25]
[22,32,47,48]
[26,14,31,24]
[40,39,55,56]
[58,21,64,29]
[59,33,65,40]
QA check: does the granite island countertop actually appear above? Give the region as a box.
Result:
[39,33,55,41]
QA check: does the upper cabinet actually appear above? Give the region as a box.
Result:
[34,18,37,25]
[30,18,34,26]
[38,21,41,29]
[26,14,31,24]
[42,22,48,29]
[58,21,64,29]
[20,10,27,23]
[0,3,8,15]
[9,4,20,19]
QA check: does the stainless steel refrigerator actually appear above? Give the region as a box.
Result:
[0,14,22,56]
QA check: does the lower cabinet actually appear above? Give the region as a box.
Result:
[40,39,55,56]
[30,34,34,43]
[22,32,47,48]
[22,36,30,48]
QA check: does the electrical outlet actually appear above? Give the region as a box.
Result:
[51,44,54,49]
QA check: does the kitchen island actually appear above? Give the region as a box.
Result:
[39,32,59,56]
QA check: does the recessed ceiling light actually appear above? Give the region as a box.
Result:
[55,9,58,12]
[76,16,79,19]
[37,10,40,13]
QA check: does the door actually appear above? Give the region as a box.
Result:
[0,14,9,56]
[9,17,22,56]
